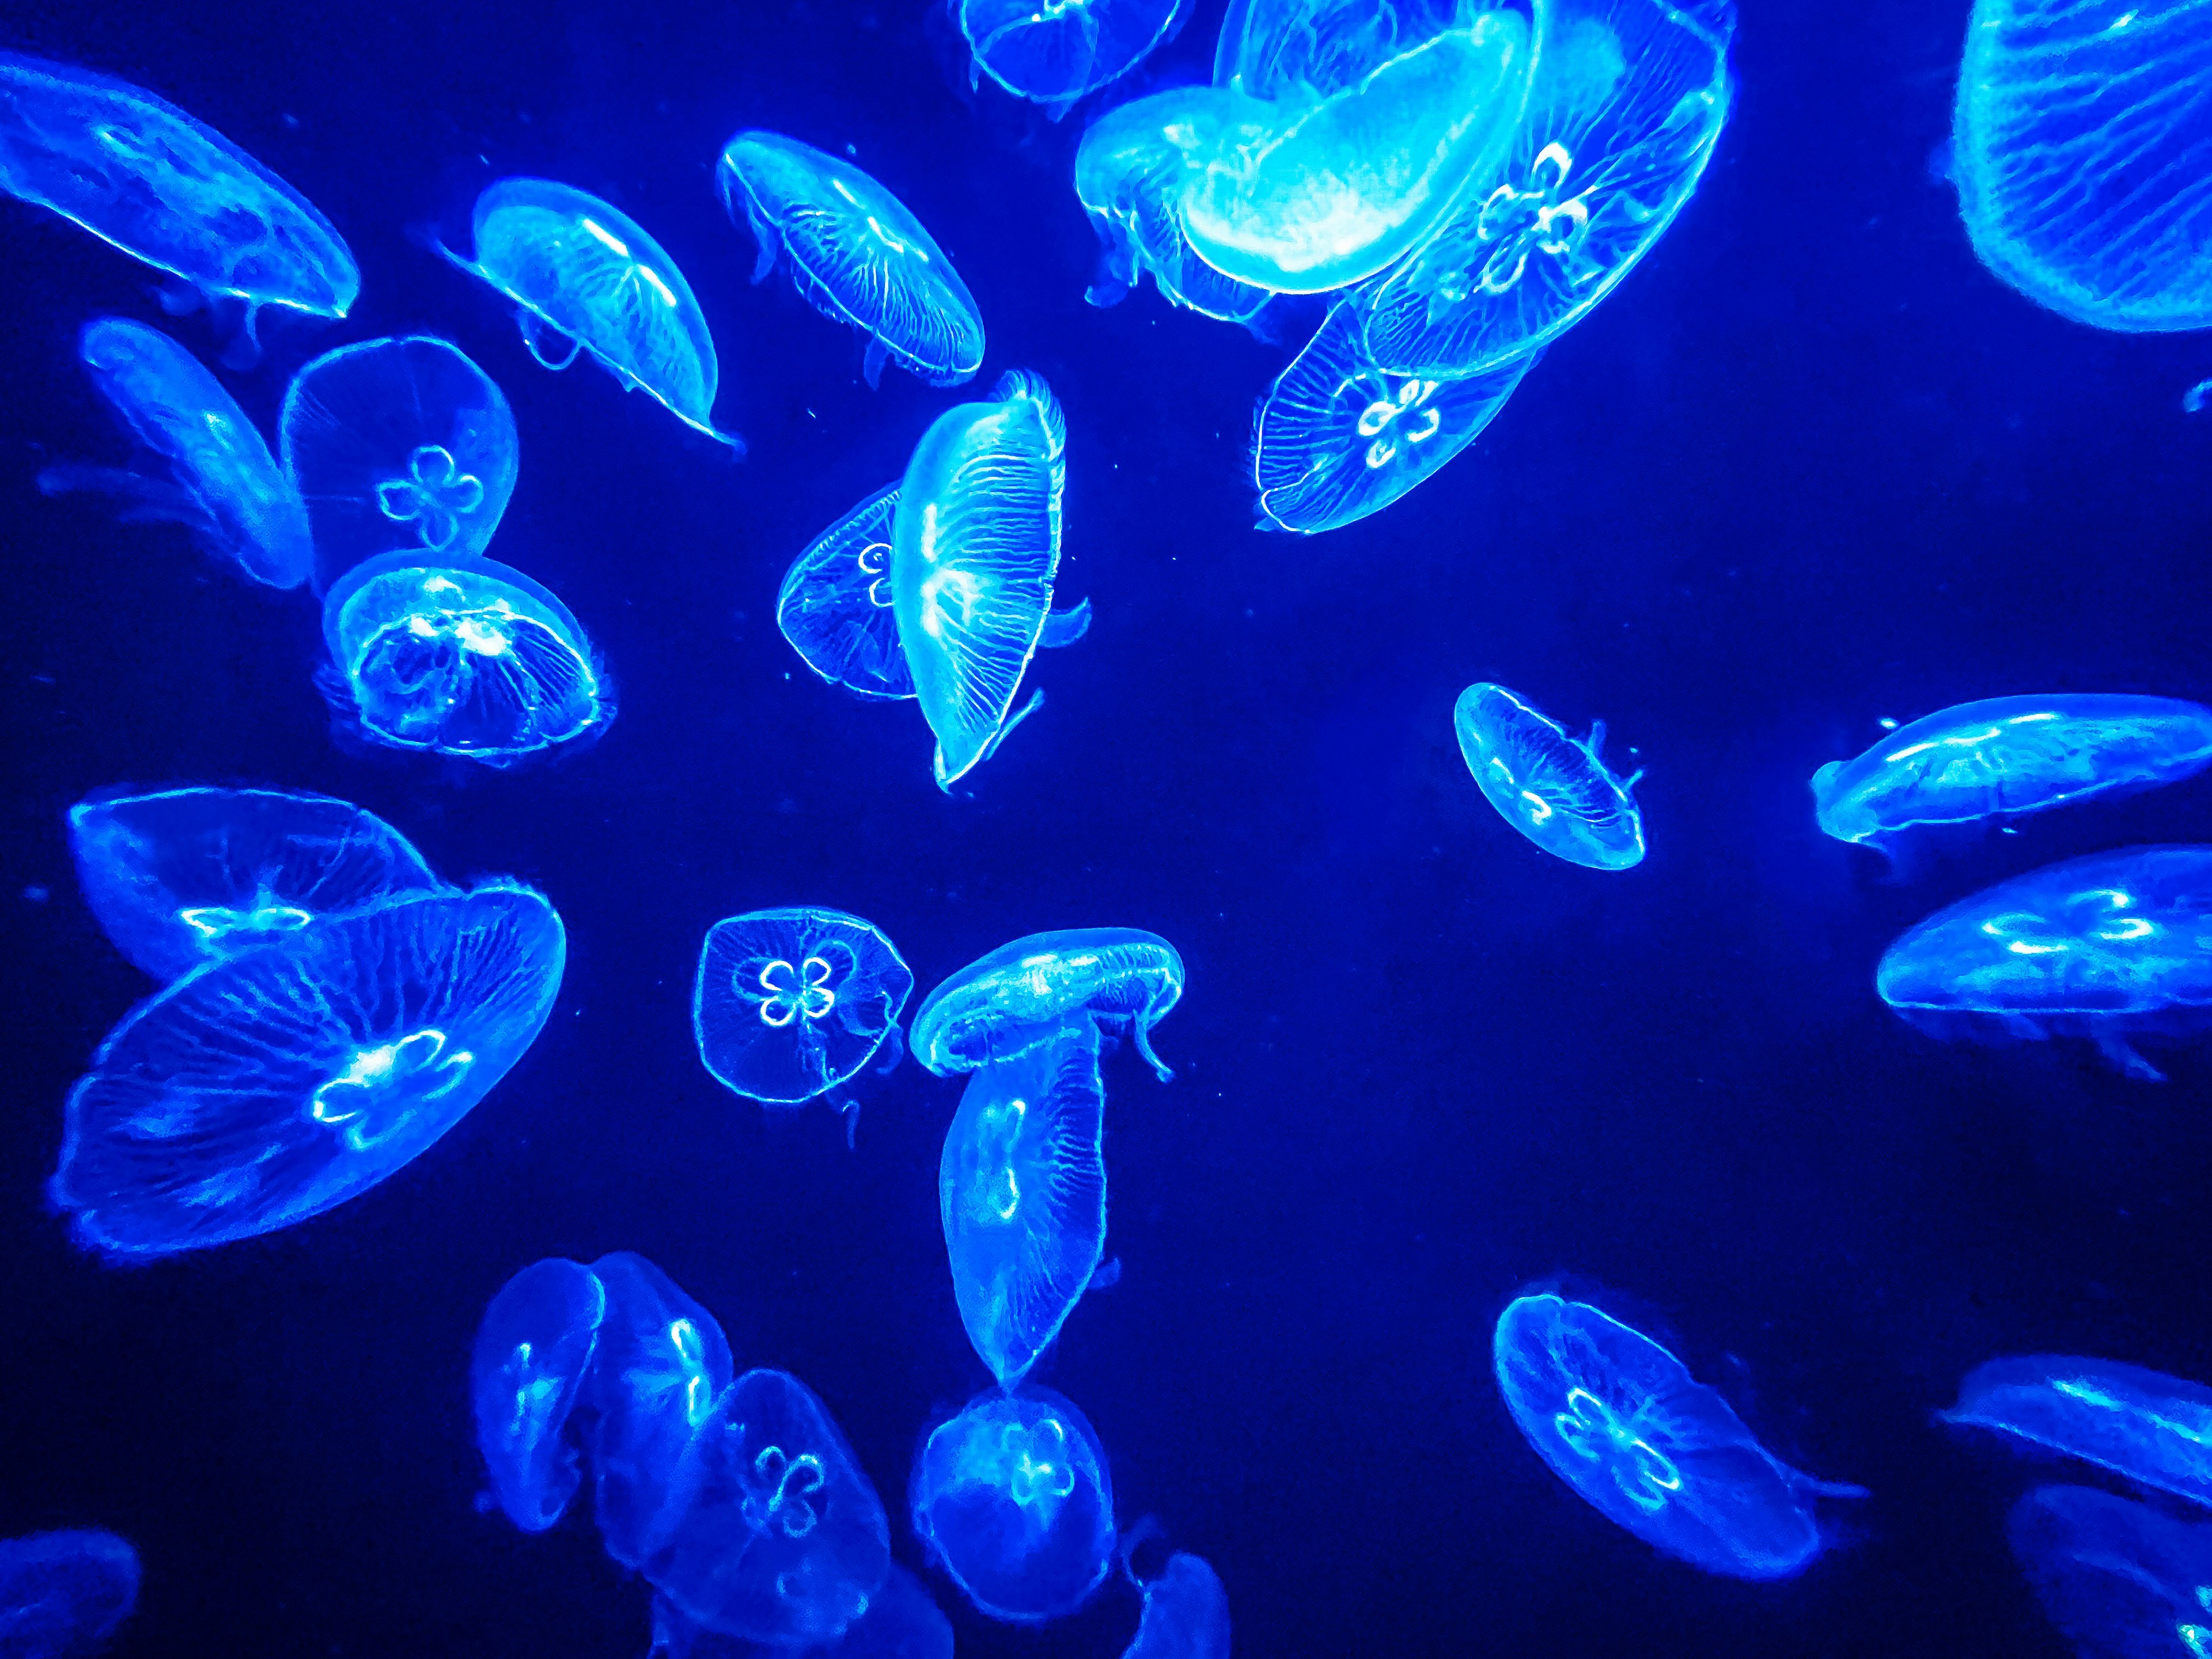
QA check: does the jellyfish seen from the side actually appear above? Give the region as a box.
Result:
[2010,1485,2212,1659]
[1454,681,1645,870]
[959,0,1187,116]
[651,1563,953,1659]
[39,317,313,589]
[1944,1355,2212,1510]
[911,927,1184,1079]
[692,907,915,1107]
[717,132,983,389]
[51,881,565,1256]
[1123,1553,1232,1659]
[472,1256,608,1533]
[0,1529,141,1659]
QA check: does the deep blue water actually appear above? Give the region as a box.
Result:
[4,0,2212,1655]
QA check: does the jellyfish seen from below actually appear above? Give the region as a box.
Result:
[2010,1486,2212,1659]
[959,0,1187,115]
[40,317,312,589]
[911,927,1184,1079]
[1944,1356,2212,1510]
[68,785,442,982]
[692,908,915,1107]
[51,881,565,1256]
[1123,1553,1231,1659]
[1493,1293,1863,1580]
[0,1530,140,1659]
[717,132,983,388]
[651,1564,953,1659]
[1454,682,1645,870]
[911,1387,1116,1623]
[445,178,737,446]
[1876,845,2212,1081]
[472,1256,608,1532]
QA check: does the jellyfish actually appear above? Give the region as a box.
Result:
[910,1387,1116,1623]
[67,785,443,982]
[472,1257,608,1533]
[717,132,983,389]
[1493,1293,1864,1580]
[1123,1553,1231,1659]
[1944,1356,2212,1510]
[320,550,607,764]
[1453,682,1645,870]
[889,370,1069,789]
[50,881,565,1256]
[1876,844,2212,1081]
[39,317,313,589]
[2011,1486,2212,1659]
[1950,0,2212,332]
[0,51,357,338]
[0,1530,139,1659]
[444,178,737,446]
[279,335,520,593]
[959,0,1188,115]
[1251,301,1537,533]
[1811,694,2212,847]
[692,908,915,1108]
[651,1563,953,1659]
[910,927,1184,1079]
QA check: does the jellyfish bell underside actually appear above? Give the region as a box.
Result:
[960,0,1188,113]
[1123,1553,1232,1659]
[2010,1484,2212,1659]
[1944,1354,2212,1510]
[691,907,915,1107]
[0,1529,141,1659]
[1453,681,1645,869]
[472,1256,608,1532]
[910,927,1184,1079]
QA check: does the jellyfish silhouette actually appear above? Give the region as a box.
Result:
[39,317,313,589]
[51,881,565,1256]
[1945,1356,2212,1509]
[717,132,983,388]
[69,785,442,982]
[473,1257,608,1533]
[2010,1485,2212,1659]
[1454,682,1645,869]
[692,908,915,1107]
[911,927,1184,1079]
[0,1530,139,1659]
[960,0,1187,115]
[651,1563,952,1659]
[1123,1552,1231,1659]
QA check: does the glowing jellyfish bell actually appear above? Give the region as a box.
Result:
[910,927,1184,1079]
[2010,1486,2212,1659]
[959,0,1188,115]
[472,1257,608,1533]
[652,1563,953,1659]
[692,907,915,1108]
[1123,1552,1232,1659]
[1944,1354,2212,1509]
[1454,682,1645,870]
[0,1529,141,1659]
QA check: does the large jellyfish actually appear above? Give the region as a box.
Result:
[1945,1356,2212,1509]
[1454,681,1645,869]
[910,927,1184,1079]
[1876,844,2212,1080]
[692,908,914,1107]
[2010,1485,2212,1659]
[652,1563,953,1659]
[279,335,520,592]
[959,0,1187,114]
[472,1256,608,1533]
[444,178,737,446]
[39,316,313,589]
[51,881,565,1256]
[717,132,983,388]
[68,785,442,982]
[0,1530,140,1659]
[1493,1293,1863,1580]
[1123,1553,1232,1659]
[910,1387,1116,1623]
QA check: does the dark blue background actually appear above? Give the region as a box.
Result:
[4,0,2212,1654]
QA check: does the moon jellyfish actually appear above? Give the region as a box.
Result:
[444,178,737,446]
[68,785,442,981]
[279,335,520,592]
[39,317,312,589]
[1123,1553,1231,1659]
[320,551,607,764]
[1493,1293,1863,1580]
[652,1564,953,1659]
[1877,845,2212,1080]
[959,0,1187,113]
[1944,1356,2212,1509]
[717,132,983,389]
[472,1256,608,1532]
[692,908,915,1107]
[910,1387,1116,1623]
[2011,1486,2212,1659]
[0,1530,139,1659]
[911,927,1184,1079]
[1454,681,1645,870]
[51,881,565,1256]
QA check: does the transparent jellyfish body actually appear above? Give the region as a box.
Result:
[1493,1294,1863,1580]
[2010,1485,2212,1659]
[0,1530,140,1659]
[650,1563,953,1659]
[692,908,915,1107]
[1123,1552,1232,1659]
[51,881,565,1256]
[911,927,1184,1078]
[1454,681,1645,869]
[1876,844,2212,1080]
[444,177,737,446]
[279,335,520,593]
[39,317,312,589]
[67,785,442,982]
[910,1387,1116,1623]
[717,132,983,388]
[959,0,1187,115]
[1951,0,2212,331]
[320,551,606,764]
[1945,1356,2212,1510]
[472,1257,608,1532]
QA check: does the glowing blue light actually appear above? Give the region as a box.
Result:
[910,927,1184,1079]
[960,0,1185,114]
[1454,683,1645,870]
[2011,1485,2212,1659]
[1124,1552,1232,1659]
[473,1257,608,1533]
[1946,1356,2212,1507]
[692,908,914,1107]
[0,1529,139,1659]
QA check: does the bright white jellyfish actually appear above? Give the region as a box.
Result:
[2010,1485,2212,1659]
[691,907,914,1108]
[1453,681,1645,869]
[960,0,1187,116]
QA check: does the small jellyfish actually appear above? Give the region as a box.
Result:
[1493,1293,1863,1580]
[67,785,442,982]
[51,881,565,1256]
[39,316,313,589]
[472,1257,608,1533]
[1454,682,1645,870]
[717,132,983,389]
[1123,1553,1231,1659]
[910,927,1184,1079]
[959,0,1188,115]
[279,335,520,593]
[0,1530,139,1659]
[651,1563,953,1659]
[444,177,737,446]
[910,1387,1116,1623]
[692,908,915,1108]
[1945,1356,2212,1510]
[320,551,607,764]
[2010,1485,2212,1659]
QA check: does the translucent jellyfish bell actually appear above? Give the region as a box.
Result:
[1123,1553,1232,1659]
[959,0,1187,115]
[1454,682,1645,869]
[472,1257,608,1533]
[1944,1355,2212,1508]
[910,927,1184,1079]
[0,1530,140,1659]
[692,907,915,1107]
[2010,1486,2212,1659]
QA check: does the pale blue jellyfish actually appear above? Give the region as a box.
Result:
[2011,1486,2212,1659]
[279,335,520,592]
[1812,694,2212,846]
[959,0,1187,115]
[652,1564,952,1659]
[39,317,313,589]
[1945,1356,2212,1509]
[1454,681,1645,870]
[68,785,442,982]
[717,132,983,388]
[1124,1553,1231,1659]
[320,551,607,764]
[911,927,1184,1078]
[1494,1293,1863,1580]
[472,1257,608,1532]
[1877,845,2212,1080]
[444,178,737,446]
[0,1530,139,1659]
[1951,0,2212,331]
[910,1387,1116,1623]
[692,908,914,1107]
